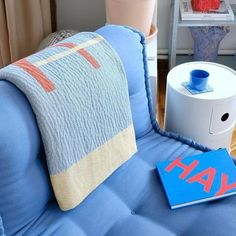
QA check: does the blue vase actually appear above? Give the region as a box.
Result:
[189,26,230,62]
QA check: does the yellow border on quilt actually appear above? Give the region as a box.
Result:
[50,124,137,211]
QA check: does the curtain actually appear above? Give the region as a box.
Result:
[0,0,52,68]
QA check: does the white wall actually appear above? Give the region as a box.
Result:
[56,0,236,54]
[56,0,106,32]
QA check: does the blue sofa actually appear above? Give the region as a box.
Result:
[1,25,236,236]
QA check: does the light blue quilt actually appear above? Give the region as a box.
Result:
[0,32,137,210]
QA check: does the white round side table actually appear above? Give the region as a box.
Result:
[164,62,236,150]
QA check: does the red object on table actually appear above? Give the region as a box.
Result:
[191,0,220,12]
[211,0,220,9]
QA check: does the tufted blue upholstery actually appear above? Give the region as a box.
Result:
[0,25,236,235]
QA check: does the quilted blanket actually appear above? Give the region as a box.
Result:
[0,32,137,210]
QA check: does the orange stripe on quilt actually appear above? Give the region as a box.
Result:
[53,42,76,49]
[14,59,55,92]
[54,42,100,69]
[78,49,100,69]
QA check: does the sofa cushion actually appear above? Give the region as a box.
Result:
[0,81,52,235]
[16,131,236,236]
[96,25,156,139]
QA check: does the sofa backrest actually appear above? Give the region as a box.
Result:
[0,25,156,234]
[96,25,156,139]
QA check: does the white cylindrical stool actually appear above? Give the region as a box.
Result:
[164,62,236,149]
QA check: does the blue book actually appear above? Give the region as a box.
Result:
[156,149,236,209]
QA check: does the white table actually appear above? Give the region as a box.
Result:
[164,62,236,149]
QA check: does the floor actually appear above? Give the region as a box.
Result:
[157,60,236,157]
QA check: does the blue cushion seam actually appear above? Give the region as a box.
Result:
[123,26,159,130]
[123,26,211,152]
